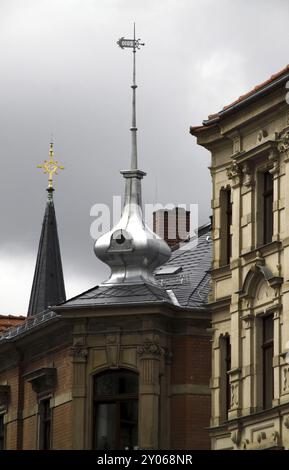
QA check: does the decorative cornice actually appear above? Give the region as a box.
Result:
[137,342,163,357]
[24,367,57,396]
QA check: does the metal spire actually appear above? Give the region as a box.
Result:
[117,23,144,170]
[28,142,66,316]
[94,27,170,286]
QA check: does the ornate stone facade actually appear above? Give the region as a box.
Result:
[191,67,289,449]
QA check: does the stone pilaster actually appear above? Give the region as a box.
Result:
[269,148,281,242]
[241,163,255,253]
[71,322,88,450]
[137,337,163,449]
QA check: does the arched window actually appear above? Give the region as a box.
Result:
[93,370,138,450]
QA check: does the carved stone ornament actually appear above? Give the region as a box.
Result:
[257,129,268,143]
[242,439,250,449]
[277,129,289,155]
[242,163,253,187]
[226,160,242,182]
[231,429,241,446]
[24,368,57,396]
[105,332,121,368]
[230,383,239,408]
[137,335,164,358]
[232,134,241,154]
[257,431,266,444]
[70,346,88,360]
[284,416,289,429]
[241,313,254,329]
[283,366,289,392]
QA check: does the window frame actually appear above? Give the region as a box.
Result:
[92,370,139,450]
[38,397,52,450]
[256,168,274,248]
[262,314,274,410]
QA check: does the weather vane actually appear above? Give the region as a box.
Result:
[117,24,145,51]
[117,23,145,171]
[37,142,64,190]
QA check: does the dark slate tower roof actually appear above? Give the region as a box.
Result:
[56,222,212,311]
[27,187,66,316]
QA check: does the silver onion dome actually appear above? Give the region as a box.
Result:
[94,25,171,285]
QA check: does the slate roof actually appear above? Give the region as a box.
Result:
[0,223,212,343]
[27,189,66,316]
[155,222,212,308]
[56,222,212,311]
[55,282,172,309]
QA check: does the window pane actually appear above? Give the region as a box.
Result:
[263,345,273,409]
[263,315,274,409]
[95,371,138,397]
[119,400,138,449]
[264,315,273,342]
[93,371,139,450]
[39,399,51,450]
[95,403,117,450]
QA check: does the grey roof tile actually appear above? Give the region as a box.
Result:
[156,223,212,308]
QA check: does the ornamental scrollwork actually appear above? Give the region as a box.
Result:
[137,336,164,357]
[70,346,88,360]
[226,160,242,180]
[277,129,289,154]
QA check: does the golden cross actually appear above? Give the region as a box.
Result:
[37,142,64,189]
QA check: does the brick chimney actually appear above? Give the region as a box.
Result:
[153,207,190,248]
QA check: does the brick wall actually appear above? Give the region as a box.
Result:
[170,336,211,449]
[52,402,73,449]
[23,415,37,449]
[0,346,73,450]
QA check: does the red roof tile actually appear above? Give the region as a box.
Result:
[191,64,289,135]
[0,315,26,333]
[222,64,289,111]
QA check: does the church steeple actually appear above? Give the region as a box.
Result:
[94,26,171,285]
[28,142,66,316]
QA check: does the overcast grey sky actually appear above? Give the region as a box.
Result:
[0,0,288,315]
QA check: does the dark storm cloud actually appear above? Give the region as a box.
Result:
[0,0,289,313]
